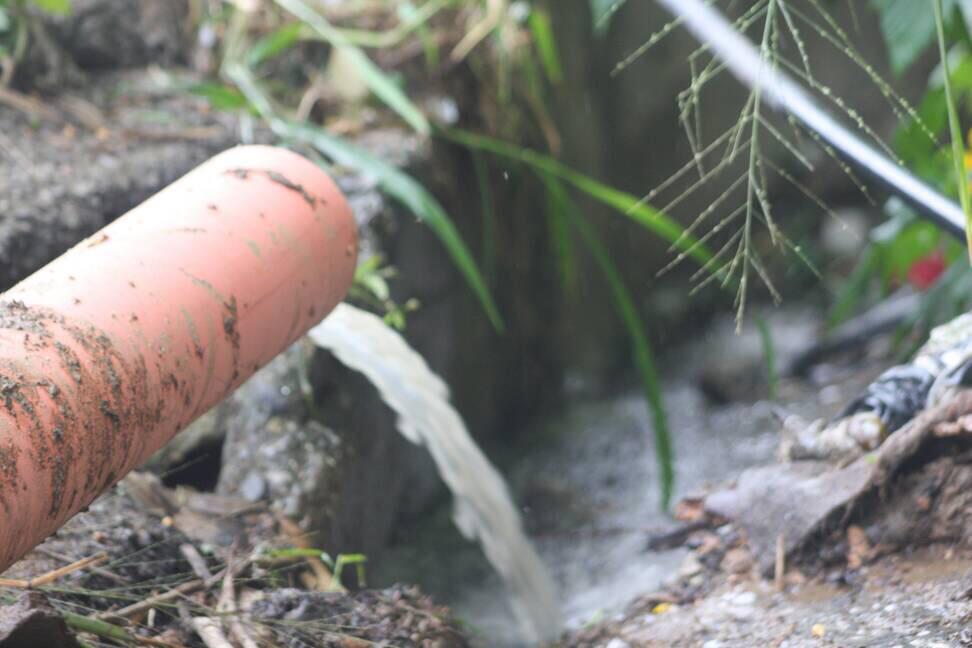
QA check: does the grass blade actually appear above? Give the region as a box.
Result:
[529,7,563,84]
[444,128,715,271]
[248,22,305,66]
[273,0,431,134]
[754,314,778,399]
[540,172,674,510]
[227,63,503,330]
[932,0,972,260]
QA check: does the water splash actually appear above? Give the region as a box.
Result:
[307,303,562,643]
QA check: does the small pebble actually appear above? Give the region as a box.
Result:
[679,554,703,578]
[240,472,267,501]
[730,591,757,606]
[604,639,631,648]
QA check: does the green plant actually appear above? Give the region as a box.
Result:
[822,0,972,338]
[321,552,368,589]
[933,0,972,259]
[754,314,778,400]
[350,255,419,331]
[186,1,720,510]
[442,129,719,508]
[0,0,73,85]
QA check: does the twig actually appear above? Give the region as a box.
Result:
[95,577,207,622]
[34,547,129,585]
[120,126,228,142]
[180,544,213,580]
[0,553,107,588]
[192,617,235,648]
[95,557,253,622]
[0,85,61,122]
[217,557,260,648]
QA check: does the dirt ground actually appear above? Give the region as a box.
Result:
[0,472,468,647]
[562,543,972,647]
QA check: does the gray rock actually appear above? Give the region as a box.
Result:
[705,460,874,574]
[239,472,268,502]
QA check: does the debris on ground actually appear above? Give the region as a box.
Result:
[560,367,972,645]
[0,473,469,648]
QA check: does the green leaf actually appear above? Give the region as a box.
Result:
[870,0,959,74]
[528,8,563,84]
[443,128,715,270]
[29,0,71,16]
[226,63,502,331]
[248,21,306,66]
[543,174,673,510]
[880,220,941,284]
[189,83,249,111]
[273,0,430,134]
[306,129,502,329]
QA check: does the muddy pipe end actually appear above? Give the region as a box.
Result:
[0,145,357,573]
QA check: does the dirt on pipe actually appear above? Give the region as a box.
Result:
[0,145,357,573]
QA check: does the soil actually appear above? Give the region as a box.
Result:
[0,68,252,291]
[1,473,469,647]
[563,544,972,647]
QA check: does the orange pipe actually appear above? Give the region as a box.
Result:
[0,145,357,572]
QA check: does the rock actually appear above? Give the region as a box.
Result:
[0,592,79,648]
[604,639,631,648]
[0,70,246,291]
[678,554,703,579]
[728,591,756,606]
[213,346,345,540]
[705,460,874,574]
[720,547,754,575]
[240,472,268,502]
[21,0,190,88]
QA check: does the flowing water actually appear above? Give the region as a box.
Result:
[371,308,886,645]
[307,303,562,643]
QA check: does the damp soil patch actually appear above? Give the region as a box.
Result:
[0,472,470,648]
[558,390,972,646]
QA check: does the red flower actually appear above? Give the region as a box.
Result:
[907,249,946,290]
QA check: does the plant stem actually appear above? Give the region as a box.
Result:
[933,0,972,261]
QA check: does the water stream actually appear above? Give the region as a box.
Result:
[372,308,883,645]
[307,303,562,643]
